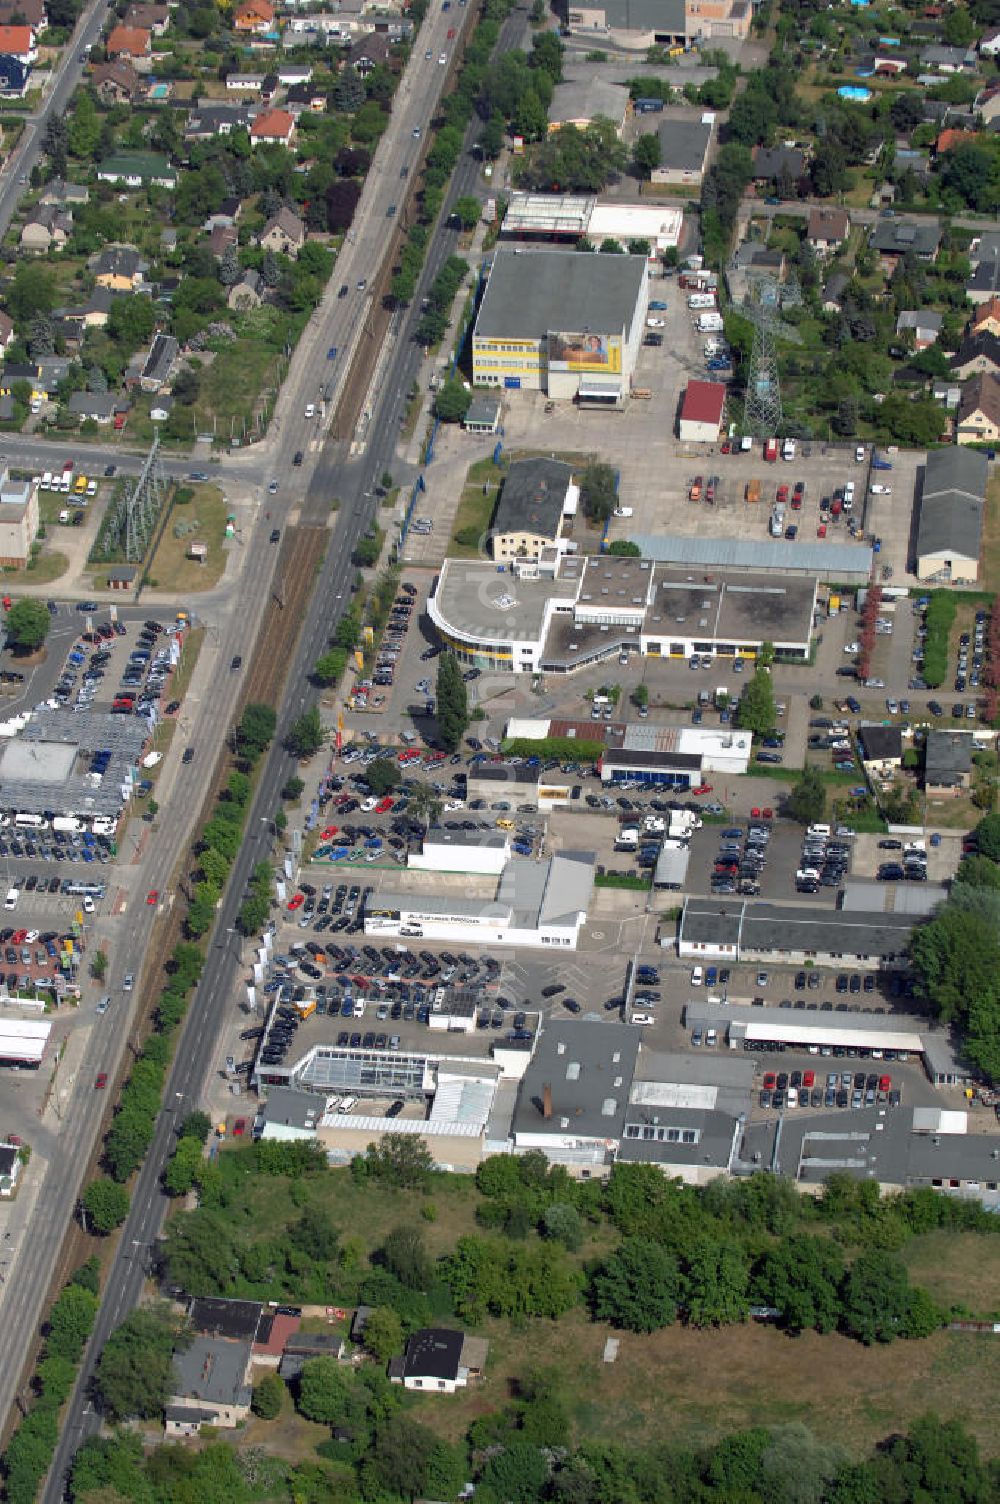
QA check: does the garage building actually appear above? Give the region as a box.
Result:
[471,247,649,403]
[678,380,726,443]
[676,897,916,967]
[915,447,987,584]
[0,1016,51,1068]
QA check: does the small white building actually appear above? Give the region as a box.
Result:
[392,1328,488,1393]
[408,828,510,876]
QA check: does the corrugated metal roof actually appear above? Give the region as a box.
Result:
[629,532,872,577]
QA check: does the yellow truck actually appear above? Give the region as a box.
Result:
[746,478,761,504]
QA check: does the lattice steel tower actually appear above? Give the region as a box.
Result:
[105,434,169,561]
[743,280,783,440]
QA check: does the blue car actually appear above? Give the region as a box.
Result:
[327,346,337,360]
[705,966,718,986]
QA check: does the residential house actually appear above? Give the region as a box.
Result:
[20,203,71,253]
[869,217,941,274]
[805,205,849,256]
[390,1329,488,1394]
[150,394,172,421]
[252,1311,301,1368]
[33,356,69,394]
[165,1334,252,1436]
[751,144,806,187]
[956,371,1000,444]
[936,127,979,155]
[931,379,962,410]
[259,206,305,257]
[822,271,849,312]
[184,102,255,141]
[973,297,1000,337]
[915,446,987,583]
[347,32,391,73]
[55,286,114,334]
[92,58,140,103]
[678,379,726,443]
[91,246,147,291]
[208,223,238,258]
[68,391,116,424]
[919,43,976,71]
[0,54,30,97]
[38,179,88,209]
[97,152,176,189]
[225,71,265,91]
[924,730,973,793]
[249,108,295,147]
[548,76,630,134]
[951,330,1000,378]
[650,113,714,187]
[105,24,151,68]
[857,724,903,777]
[0,311,14,355]
[139,333,178,392]
[974,83,1000,123]
[463,394,502,434]
[124,3,170,35]
[967,248,1000,303]
[279,1330,347,1381]
[233,0,274,32]
[276,62,312,85]
[160,227,177,253]
[286,80,326,112]
[896,309,942,349]
[106,564,137,589]
[204,197,242,230]
[890,147,932,186]
[727,242,783,303]
[980,25,1000,55]
[0,25,35,61]
[488,457,573,561]
[228,268,262,310]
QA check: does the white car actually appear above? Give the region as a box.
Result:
[122,973,134,992]
[843,642,859,654]
[870,483,891,495]
[444,799,465,811]
[304,403,315,419]
[438,51,447,62]
[690,965,704,986]
[855,446,865,462]
[361,797,378,811]
[647,317,666,328]
[24,929,39,943]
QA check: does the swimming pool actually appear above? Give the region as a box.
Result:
[838,84,872,100]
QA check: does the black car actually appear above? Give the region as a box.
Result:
[182,747,195,764]
[293,451,303,466]
[270,528,281,544]
[386,1099,404,1118]
[230,655,242,672]
[836,974,849,993]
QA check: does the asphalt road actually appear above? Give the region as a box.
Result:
[37,3,525,1494]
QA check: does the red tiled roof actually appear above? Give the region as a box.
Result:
[0,24,32,50]
[681,380,726,424]
[252,1311,300,1357]
[251,108,294,139]
[107,24,150,54]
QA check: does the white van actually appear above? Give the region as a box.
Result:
[782,438,796,461]
[41,471,52,490]
[304,403,315,419]
[3,888,16,910]
[631,1012,654,1026]
[352,997,365,1017]
[706,1027,718,1047]
[690,965,704,986]
[808,823,831,838]
[338,1096,357,1113]
[688,292,716,309]
[15,813,48,830]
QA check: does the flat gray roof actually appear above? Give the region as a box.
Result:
[424,828,509,849]
[549,77,629,123]
[474,248,646,343]
[679,897,917,960]
[926,729,973,778]
[618,1107,738,1168]
[630,533,873,579]
[656,115,713,173]
[513,1019,640,1141]
[0,708,147,818]
[917,450,987,562]
[645,570,816,648]
[431,557,581,645]
[172,1334,252,1408]
[596,0,684,30]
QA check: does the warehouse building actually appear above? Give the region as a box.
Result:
[676,897,916,967]
[628,532,874,585]
[500,192,683,258]
[0,706,148,829]
[471,247,649,403]
[600,724,751,785]
[408,828,511,876]
[365,852,596,950]
[428,555,817,674]
[914,447,987,584]
[678,380,726,443]
[0,1015,51,1068]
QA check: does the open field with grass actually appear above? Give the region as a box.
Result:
[902,1230,1000,1318]
[982,474,1000,594]
[147,484,229,592]
[449,457,504,557]
[411,1310,1000,1459]
[20,549,69,584]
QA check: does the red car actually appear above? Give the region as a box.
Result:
[447,24,456,35]
[232,1117,247,1136]
[751,807,761,818]
[763,1072,776,1090]
[817,523,827,538]
[375,797,394,814]
[775,484,789,506]
[692,783,713,796]
[288,892,305,911]
[879,1074,892,1093]
[803,1070,815,1088]
[146,890,158,905]
[95,1072,107,1090]
[761,808,773,820]
[321,825,339,839]
[12,929,26,944]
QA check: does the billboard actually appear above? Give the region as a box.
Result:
[548,331,622,374]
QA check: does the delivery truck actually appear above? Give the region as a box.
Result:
[764,438,778,462]
[745,478,761,504]
[697,312,724,332]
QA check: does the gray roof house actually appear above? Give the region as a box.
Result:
[950,330,1000,378]
[165,1333,253,1437]
[139,333,178,393]
[967,250,1000,304]
[870,217,941,265]
[548,76,630,133]
[924,729,973,791]
[751,145,806,182]
[920,44,977,71]
[651,115,714,185]
[915,447,988,584]
[896,308,942,346]
[68,392,117,423]
[489,457,573,556]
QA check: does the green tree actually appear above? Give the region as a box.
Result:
[736,667,776,738]
[684,1240,750,1327]
[632,131,661,178]
[366,757,402,796]
[290,1203,339,1261]
[107,295,156,352]
[839,1251,938,1345]
[5,598,51,652]
[436,652,468,752]
[786,767,826,826]
[234,703,277,762]
[608,539,641,556]
[94,1305,181,1421]
[579,461,617,523]
[81,1178,130,1234]
[531,28,564,82]
[363,1305,403,1363]
[252,1371,285,1419]
[314,647,347,685]
[369,1415,439,1500]
[452,194,481,229]
[543,1201,583,1250]
[478,1441,548,1502]
[953,855,1000,892]
[7,262,56,325]
[434,377,472,422]
[287,705,325,759]
[356,1133,435,1189]
[163,1136,204,1197]
[591,1238,681,1332]
[297,1355,365,1424]
[380,1224,433,1288]
[90,949,108,981]
[752,1235,845,1334]
[975,812,1000,862]
[178,1110,212,1144]
[68,91,101,158]
[47,1282,99,1361]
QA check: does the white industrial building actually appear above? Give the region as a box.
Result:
[0,1015,52,1068]
[366,852,595,950]
[677,898,916,969]
[601,724,751,784]
[408,829,510,876]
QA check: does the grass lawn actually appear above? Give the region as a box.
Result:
[925,791,982,830]
[980,474,1000,593]
[192,328,289,441]
[146,484,229,592]
[410,1311,1000,1459]
[902,1230,1000,1318]
[449,458,504,557]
